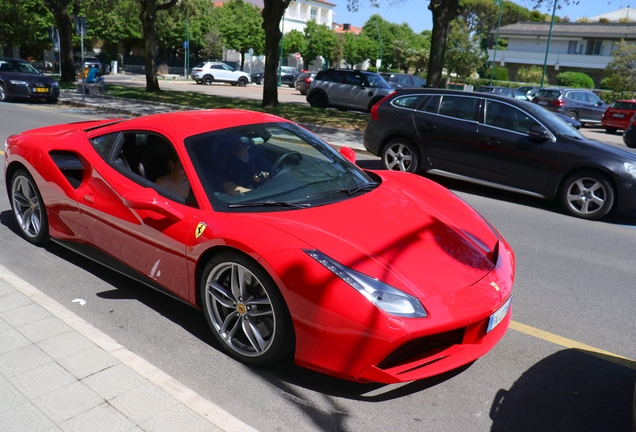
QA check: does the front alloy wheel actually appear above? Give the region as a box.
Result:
[381,138,420,173]
[11,170,49,244]
[201,252,293,365]
[0,83,9,102]
[560,171,614,220]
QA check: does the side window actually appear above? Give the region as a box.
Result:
[421,95,441,113]
[90,132,120,161]
[347,73,363,86]
[587,92,601,104]
[484,100,540,134]
[565,91,578,102]
[392,96,424,109]
[332,71,347,84]
[439,96,478,121]
[118,132,194,204]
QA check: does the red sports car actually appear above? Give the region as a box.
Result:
[4,110,514,384]
[601,100,636,134]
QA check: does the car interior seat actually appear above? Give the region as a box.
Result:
[138,135,174,183]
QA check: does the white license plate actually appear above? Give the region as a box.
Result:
[613,113,625,118]
[538,101,548,105]
[487,297,511,333]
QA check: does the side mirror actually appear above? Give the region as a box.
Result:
[122,188,183,221]
[339,146,356,164]
[596,101,604,106]
[527,125,552,141]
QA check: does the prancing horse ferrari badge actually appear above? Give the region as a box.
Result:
[195,222,207,239]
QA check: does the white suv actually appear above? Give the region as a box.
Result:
[191,62,250,86]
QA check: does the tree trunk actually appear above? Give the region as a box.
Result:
[427,0,460,88]
[261,0,291,108]
[140,1,160,92]
[42,0,79,83]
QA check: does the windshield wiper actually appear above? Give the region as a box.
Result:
[228,200,311,209]
[306,182,379,199]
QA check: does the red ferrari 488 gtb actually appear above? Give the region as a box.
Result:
[4,109,514,383]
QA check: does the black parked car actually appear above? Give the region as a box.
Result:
[364,88,636,220]
[532,87,608,125]
[250,66,302,87]
[0,58,59,103]
[380,73,427,89]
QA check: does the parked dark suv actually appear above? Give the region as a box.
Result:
[532,88,607,124]
[363,88,636,220]
[306,69,393,112]
[380,73,427,89]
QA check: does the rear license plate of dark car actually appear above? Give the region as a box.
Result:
[613,113,625,118]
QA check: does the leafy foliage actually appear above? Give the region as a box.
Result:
[0,0,54,59]
[217,0,264,70]
[516,65,542,83]
[484,65,509,81]
[443,19,484,78]
[302,20,337,70]
[556,71,594,89]
[604,40,636,92]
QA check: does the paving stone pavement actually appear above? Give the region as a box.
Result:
[0,264,256,432]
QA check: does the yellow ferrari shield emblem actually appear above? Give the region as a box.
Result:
[490,282,500,292]
[195,222,207,239]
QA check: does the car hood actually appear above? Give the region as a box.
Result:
[572,135,636,159]
[254,172,499,299]
[2,72,56,83]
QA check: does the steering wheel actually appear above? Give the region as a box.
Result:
[271,151,302,176]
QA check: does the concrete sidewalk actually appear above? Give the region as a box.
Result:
[0,263,256,432]
[58,90,368,152]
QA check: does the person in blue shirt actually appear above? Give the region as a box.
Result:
[85,65,104,92]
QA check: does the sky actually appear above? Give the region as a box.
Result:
[329,0,635,34]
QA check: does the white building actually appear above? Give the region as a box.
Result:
[488,21,636,85]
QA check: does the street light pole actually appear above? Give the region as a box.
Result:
[490,0,503,85]
[278,13,285,87]
[541,0,558,88]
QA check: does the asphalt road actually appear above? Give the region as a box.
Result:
[1,101,636,432]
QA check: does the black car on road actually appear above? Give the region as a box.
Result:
[380,73,427,89]
[0,58,59,103]
[364,88,636,220]
[251,66,302,87]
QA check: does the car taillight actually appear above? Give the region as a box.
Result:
[549,99,566,107]
[304,77,312,83]
[370,92,397,121]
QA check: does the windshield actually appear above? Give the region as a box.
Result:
[185,122,377,212]
[0,60,40,74]
[523,102,586,139]
[363,73,392,89]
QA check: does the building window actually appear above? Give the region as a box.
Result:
[310,8,317,21]
[567,41,578,54]
[585,41,602,55]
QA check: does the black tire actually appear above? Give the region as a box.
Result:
[237,77,248,87]
[300,90,306,95]
[200,251,294,365]
[203,75,214,85]
[605,127,617,135]
[10,169,49,245]
[0,82,10,102]
[560,170,615,220]
[567,110,578,121]
[288,83,294,88]
[195,80,202,85]
[381,138,420,173]
[307,91,328,108]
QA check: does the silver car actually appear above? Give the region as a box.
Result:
[306,69,394,112]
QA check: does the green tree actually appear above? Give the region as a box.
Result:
[283,29,306,59]
[392,39,410,71]
[444,19,484,79]
[342,32,375,68]
[201,30,223,61]
[604,40,636,91]
[302,20,336,70]
[0,0,53,60]
[556,71,594,88]
[218,0,264,71]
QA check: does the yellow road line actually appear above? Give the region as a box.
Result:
[510,320,636,369]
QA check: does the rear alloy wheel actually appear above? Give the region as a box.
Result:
[237,77,248,87]
[381,138,420,173]
[203,75,214,85]
[10,170,49,244]
[560,171,614,220]
[567,110,578,121]
[308,92,328,108]
[200,252,294,365]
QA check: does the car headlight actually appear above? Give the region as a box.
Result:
[51,81,59,87]
[304,250,427,318]
[9,80,28,85]
[625,163,636,180]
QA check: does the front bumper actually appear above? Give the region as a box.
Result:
[9,83,59,100]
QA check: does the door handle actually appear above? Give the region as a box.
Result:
[483,138,500,147]
[83,193,95,204]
